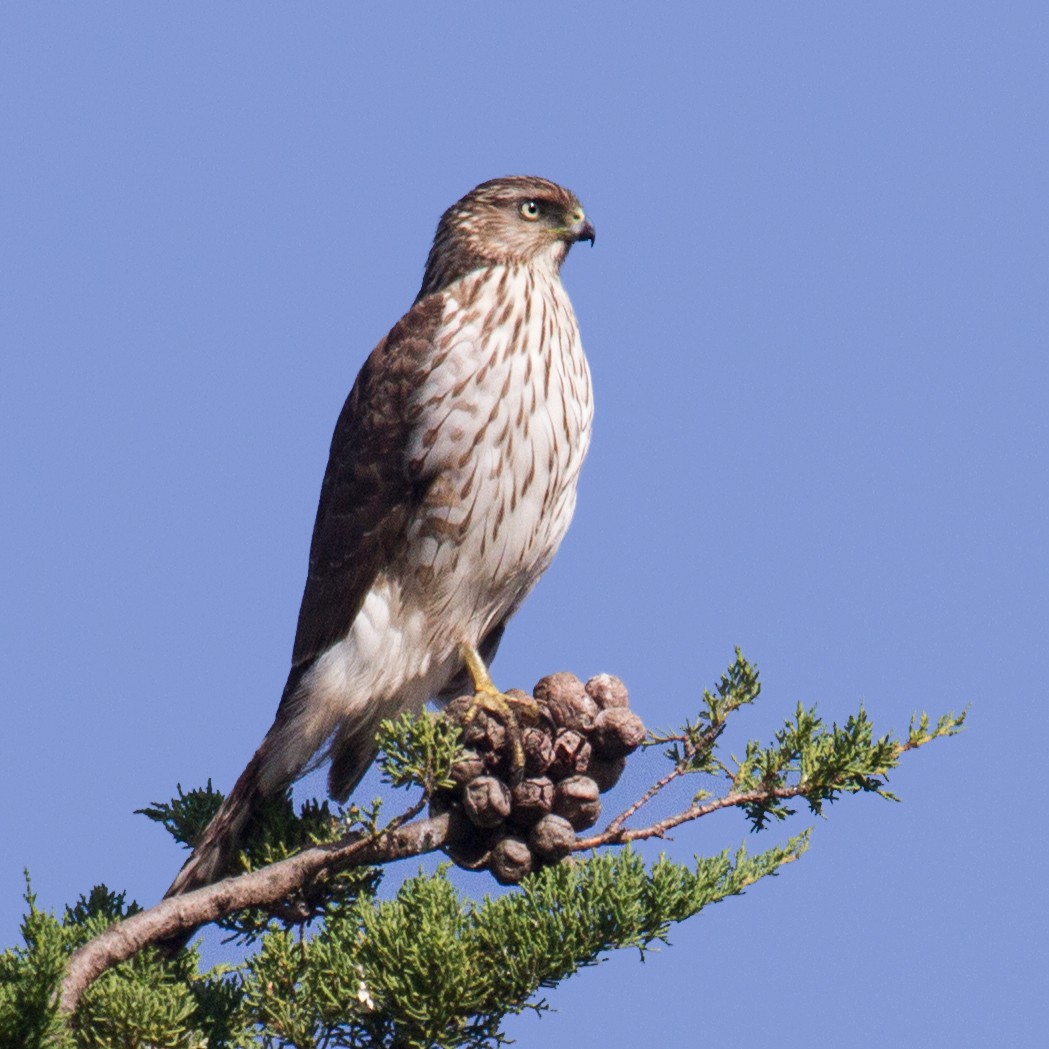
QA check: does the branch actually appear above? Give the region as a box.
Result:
[579,733,952,850]
[56,775,809,1015]
[56,665,964,1024]
[58,805,451,1016]
[577,783,815,849]
[605,721,726,835]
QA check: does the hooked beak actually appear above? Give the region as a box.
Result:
[569,215,596,246]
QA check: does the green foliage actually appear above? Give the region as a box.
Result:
[63,888,142,939]
[235,836,808,1049]
[0,884,72,1049]
[138,786,347,861]
[907,708,968,748]
[644,651,966,828]
[647,647,761,775]
[0,844,805,1049]
[217,796,382,946]
[73,949,200,1049]
[0,882,208,1049]
[139,786,383,946]
[729,701,966,831]
[0,653,964,1048]
[138,782,226,850]
[374,711,464,796]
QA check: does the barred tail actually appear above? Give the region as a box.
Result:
[157,671,334,953]
[164,753,267,899]
[157,652,438,953]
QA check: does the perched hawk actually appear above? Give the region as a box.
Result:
[166,176,595,898]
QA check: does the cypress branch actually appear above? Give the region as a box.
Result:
[0,652,964,1048]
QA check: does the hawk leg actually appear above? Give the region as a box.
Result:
[458,641,539,773]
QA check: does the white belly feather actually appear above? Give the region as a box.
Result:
[306,263,592,732]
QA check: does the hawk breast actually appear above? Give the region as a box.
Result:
[404,262,593,637]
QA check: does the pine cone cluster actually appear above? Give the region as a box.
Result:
[435,673,645,884]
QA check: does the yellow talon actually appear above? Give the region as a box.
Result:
[461,641,499,697]
[458,642,539,773]
[459,643,539,718]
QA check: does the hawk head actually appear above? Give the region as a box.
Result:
[418,176,595,300]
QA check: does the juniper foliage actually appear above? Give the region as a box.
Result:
[0,654,964,1048]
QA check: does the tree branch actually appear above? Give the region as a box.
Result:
[57,777,822,1015]
[579,737,924,850]
[58,807,451,1016]
[576,783,811,849]
[58,686,962,1022]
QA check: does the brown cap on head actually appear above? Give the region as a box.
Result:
[418,175,594,299]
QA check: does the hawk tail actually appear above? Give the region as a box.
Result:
[164,753,267,899]
[155,749,270,955]
[157,674,326,953]
[326,705,391,802]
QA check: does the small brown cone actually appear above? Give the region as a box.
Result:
[590,708,646,758]
[553,775,602,830]
[584,674,630,710]
[462,775,512,828]
[510,776,555,826]
[488,835,533,885]
[528,814,576,862]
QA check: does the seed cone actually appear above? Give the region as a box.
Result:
[439,671,645,879]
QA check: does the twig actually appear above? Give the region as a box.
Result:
[575,784,811,850]
[604,763,688,835]
[606,722,726,835]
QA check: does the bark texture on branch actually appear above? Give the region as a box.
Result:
[58,810,452,1015]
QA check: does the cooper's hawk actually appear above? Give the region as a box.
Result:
[166,175,595,899]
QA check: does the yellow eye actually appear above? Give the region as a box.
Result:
[519,200,541,221]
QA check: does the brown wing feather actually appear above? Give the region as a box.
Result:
[288,294,444,672]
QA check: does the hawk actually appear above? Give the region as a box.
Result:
[166,176,595,898]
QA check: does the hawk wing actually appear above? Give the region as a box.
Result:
[287,295,444,676]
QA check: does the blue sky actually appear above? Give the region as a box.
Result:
[2,3,1046,1045]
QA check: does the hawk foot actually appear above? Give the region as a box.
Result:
[461,689,535,777]
[458,643,540,774]
[467,684,540,722]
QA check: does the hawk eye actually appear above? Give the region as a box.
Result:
[519,200,541,221]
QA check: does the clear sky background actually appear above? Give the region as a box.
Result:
[2,3,1046,1046]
